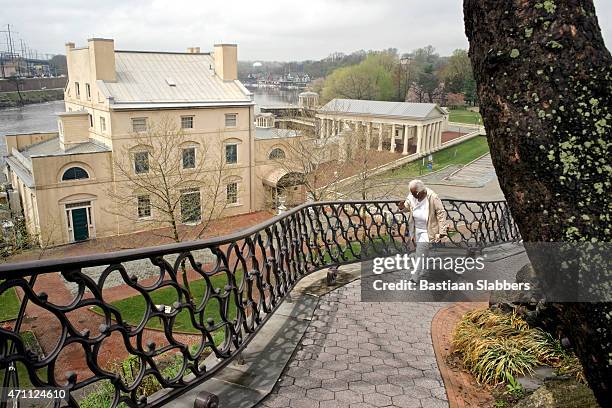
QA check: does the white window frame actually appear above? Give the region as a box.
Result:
[137,195,152,219]
[86,83,91,100]
[225,113,238,128]
[269,148,286,160]
[225,143,238,165]
[226,182,238,205]
[180,188,202,224]
[75,82,80,98]
[64,200,96,243]
[182,147,196,169]
[181,116,194,129]
[133,151,150,174]
[100,116,106,133]
[132,117,148,133]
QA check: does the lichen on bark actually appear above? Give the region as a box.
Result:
[463,0,611,405]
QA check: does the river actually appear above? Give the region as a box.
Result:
[0,89,300,161]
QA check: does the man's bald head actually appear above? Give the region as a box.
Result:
[408,179,426,196]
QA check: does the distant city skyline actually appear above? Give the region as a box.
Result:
[2,0,611,61]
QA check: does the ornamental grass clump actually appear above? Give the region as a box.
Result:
[452,308,583,385]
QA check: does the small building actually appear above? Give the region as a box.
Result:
[254,127,306,208]
[255,112,275,128]
[316,98,447,155]
[4,38,263,246]
[298,91,319,109]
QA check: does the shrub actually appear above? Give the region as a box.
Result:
[79,353,187,407]
[452,308,584,385]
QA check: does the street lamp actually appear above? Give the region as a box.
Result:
[399,56,412,101]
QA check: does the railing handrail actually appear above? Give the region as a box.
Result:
[0,198,520,408]
[0,198,510,275]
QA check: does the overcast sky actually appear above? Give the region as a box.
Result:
[2,0,611,61]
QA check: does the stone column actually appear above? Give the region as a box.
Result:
[431,122,436,149]
[378,124,383,151]
[402,125,409,155]
[320,118,325,138]
[366,122,372,150]
[427,124,433,152]
[416,125,423,154]
[338,137,347,163]
[437,121,443,146]
[432,123,437,150]
[390,124,396,152]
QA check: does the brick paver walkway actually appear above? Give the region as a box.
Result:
[5,211,274,263]
[258,281,448,408]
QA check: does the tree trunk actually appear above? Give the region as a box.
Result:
[10,78,24,106]
[463,0,611,404]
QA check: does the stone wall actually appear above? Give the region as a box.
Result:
[0,77,67,92]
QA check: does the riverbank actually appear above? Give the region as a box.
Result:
[0,89,64,109]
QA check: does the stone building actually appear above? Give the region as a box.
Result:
[298,91,319,109]
[316,98,447,155]
[4,39,299,246]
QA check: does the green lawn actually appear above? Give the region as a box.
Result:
[0,89,64,108]
[0,281,21,322]
[94,271,243,335]
[448,108,482,125]
[0,332,48,389]
[382,136,489,180]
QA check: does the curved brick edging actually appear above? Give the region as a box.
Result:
[431,302,494,408]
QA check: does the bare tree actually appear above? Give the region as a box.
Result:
[322,122,408,201]
[0,203,62,260]
[264,108,408,205]
[7,75,24,106]
[336,124,378,200]
[106,116,232,243]
[266,114,347,203]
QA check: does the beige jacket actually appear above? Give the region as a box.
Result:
[402,188,448,241]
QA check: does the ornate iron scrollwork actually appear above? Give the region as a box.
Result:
[0,199,519,407]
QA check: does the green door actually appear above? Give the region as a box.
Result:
[71,208,89,241]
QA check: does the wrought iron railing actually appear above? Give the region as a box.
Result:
[0,199,520,408]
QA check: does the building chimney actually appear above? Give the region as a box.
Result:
[65,42,76,71]
[88,38,116,82]
[58,111,90,150]
[187,47,201,53]
[213,44,237,81]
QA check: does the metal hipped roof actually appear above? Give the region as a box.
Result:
[103,52,252,107]
[20,137,110,158]
[319,99,444,120]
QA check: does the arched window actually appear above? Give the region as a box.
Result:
[62,167,89,181]
[269,148,286,160]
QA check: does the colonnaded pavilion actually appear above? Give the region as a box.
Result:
[317,99,448,155]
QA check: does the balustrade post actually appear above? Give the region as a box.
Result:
[327,265,338,285]
[194,391,219,408]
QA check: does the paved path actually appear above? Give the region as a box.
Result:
[367,152,504,203]
[443,154,495,187]
[258,281,448,408]
[422,154,496,189]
